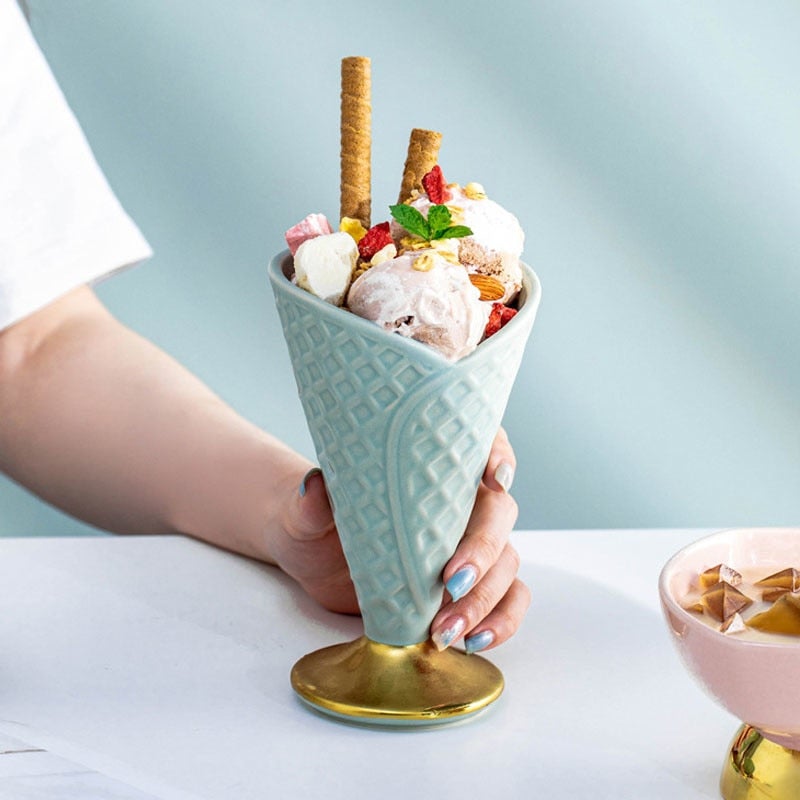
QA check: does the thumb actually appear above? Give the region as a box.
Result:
[287,467,335,541]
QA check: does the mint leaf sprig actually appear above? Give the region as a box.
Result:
[389,203,473,242]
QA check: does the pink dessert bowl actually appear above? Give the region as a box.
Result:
[659,527,800,750]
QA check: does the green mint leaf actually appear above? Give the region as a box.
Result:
[436,225,474,240]
[426,205,452,239]
[389,204,430,239]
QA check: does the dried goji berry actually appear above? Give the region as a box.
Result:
[421,165,451,204]
[499,305,518,325]
[357,221,393,260]
[484,303,517,338]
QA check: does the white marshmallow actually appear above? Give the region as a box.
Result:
[294,231,357,306]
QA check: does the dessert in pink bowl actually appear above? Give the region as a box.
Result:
[659,527,800,750]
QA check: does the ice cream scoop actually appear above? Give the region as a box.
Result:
[392,183,524,304]
[347,249,489,362]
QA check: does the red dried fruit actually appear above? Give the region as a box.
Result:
[484,303,517,339]
[484,304,503,338]
[421,165,451,204]
[357,222,393,260]
[500,305,517,324]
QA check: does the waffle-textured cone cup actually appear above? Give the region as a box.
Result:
[270,252,540,646]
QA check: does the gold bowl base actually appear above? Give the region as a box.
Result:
[721,724,800,799]
[290,636,504,726]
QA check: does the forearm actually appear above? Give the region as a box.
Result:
[0,287,308,560]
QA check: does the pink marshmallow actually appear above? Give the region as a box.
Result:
[285,213,333,256]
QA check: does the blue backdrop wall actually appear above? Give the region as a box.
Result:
[3,0,799,535]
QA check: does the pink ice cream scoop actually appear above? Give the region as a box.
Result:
[391,185,525,304]
[347,250,490,362]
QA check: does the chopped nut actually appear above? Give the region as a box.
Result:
[446,205,465,224]
[464,181,487,200]
[412,253,436,272]
[398,236,431,253]
[370,243,397,266]
[431,239,460,263]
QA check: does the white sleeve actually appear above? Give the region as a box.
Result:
[0,0,152,331]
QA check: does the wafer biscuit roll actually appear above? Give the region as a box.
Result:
[397,128,442,204]
[340,56,371,229]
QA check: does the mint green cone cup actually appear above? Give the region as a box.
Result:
[270,251,541,724]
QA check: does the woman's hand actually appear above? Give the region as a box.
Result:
[273,428,530,651]
[430,427,530,653]
[270,466,359,615]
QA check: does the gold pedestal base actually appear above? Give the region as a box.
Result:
[721,725,800,799]
[290,636,504,726]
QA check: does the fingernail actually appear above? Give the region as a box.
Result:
[299,467,322,497]
[446,565,477,602]
[465,630,495,654]
[431,617,466,652]
[494,461,514,493]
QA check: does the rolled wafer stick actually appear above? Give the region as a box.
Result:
[340,56,371,229]
[397,128,442,204]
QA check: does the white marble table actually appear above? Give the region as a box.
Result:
[0,529,738,799]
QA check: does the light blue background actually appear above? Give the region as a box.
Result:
[3,0,799,536]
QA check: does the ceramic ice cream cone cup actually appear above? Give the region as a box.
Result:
[270,250,540,725]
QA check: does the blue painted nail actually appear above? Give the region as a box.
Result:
[431,617,466,652]
[465,630,495,654]
[446,565,477,602]
[299,467,322,497]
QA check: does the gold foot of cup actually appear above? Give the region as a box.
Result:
[290,636,504,726]
[720,724,800,799]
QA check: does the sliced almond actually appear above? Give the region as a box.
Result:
[469,273,505,301]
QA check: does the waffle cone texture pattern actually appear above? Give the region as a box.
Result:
[270,253,541,645]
